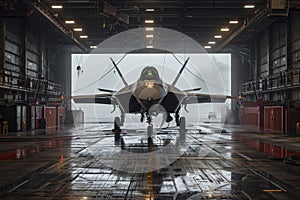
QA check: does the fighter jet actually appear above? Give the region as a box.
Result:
[73,57,233,138]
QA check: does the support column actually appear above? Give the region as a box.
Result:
[55,50,73,124]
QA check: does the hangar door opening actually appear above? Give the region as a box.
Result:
[71,53,231,124]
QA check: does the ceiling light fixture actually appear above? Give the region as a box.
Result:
[90,46,97,49]
[229,20,239,24]
[146,45,153,48]
[204,46,211,49]
[65,20,75,24]
[214,35,222,38]
[145,20,154,24]
[146,34,154,38]
[80,35,88,38]
[73,28,83,32]
[51,5,63,9]
[146,8,155,12]
[146,27,154,31]
[244,5,255,8]
[208,41,216,44]
[221,27,229,32]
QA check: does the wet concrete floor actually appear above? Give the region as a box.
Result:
[0,123,300,199]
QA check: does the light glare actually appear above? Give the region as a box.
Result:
[229,20,239,24]
[221,27,229,32]
[244,5,255,8]
[51,5,63,9]
[146,27,154,31]
[74,28,83,32]
[145,20,154,24]
[146,8,155,12]
[65,20,75,24]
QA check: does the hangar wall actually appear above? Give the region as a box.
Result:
[240,11,300,132]
[0,18,69,132]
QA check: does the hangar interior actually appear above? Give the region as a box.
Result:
[1,0,300,199]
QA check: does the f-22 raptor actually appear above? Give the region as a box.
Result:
[73,57,233,141]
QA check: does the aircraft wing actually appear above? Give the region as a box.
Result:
[183,93,233,104]
[72,94,112,104]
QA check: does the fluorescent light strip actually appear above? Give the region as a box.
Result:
[146,34,154,38]
[74,28,82,32]
[229,20,239,24]
[146,8,155,12]
[146,27,154,31]
[90,46,97,49]
[244,5,255,8]
[204,46,211,49]
[80,35,88,38]
[214,35,222,38]
[208,41,216,44]
[221,27,229,32]
[51,5,63,9]
[146,45,153,48]
[65,20,75,24]
[145,20,154,24]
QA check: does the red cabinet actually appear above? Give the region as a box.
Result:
[264,106,283,132]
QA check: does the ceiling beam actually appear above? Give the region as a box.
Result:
[215,2,270,52]
[21,0,88,52]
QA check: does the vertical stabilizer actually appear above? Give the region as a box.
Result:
[110,57,129,86]
[171,57,190,86]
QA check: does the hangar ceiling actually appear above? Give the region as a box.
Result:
[1,0,298,53]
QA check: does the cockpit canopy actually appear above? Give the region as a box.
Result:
[140,66,160,81]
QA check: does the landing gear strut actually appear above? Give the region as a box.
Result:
[113,117,121,141]
[146,115,153,148]
[147,124,153,148]
[175,111,180,126]
[179,117,186,134]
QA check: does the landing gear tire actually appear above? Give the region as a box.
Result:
[179,117,186,134]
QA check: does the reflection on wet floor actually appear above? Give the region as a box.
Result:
[0,123,300,199]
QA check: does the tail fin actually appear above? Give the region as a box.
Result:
[110,57,129,86]
[171,57,190,86]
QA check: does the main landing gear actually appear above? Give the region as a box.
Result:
[112,116,121,141]
[146,115,154,149]
[179,116,186,134]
